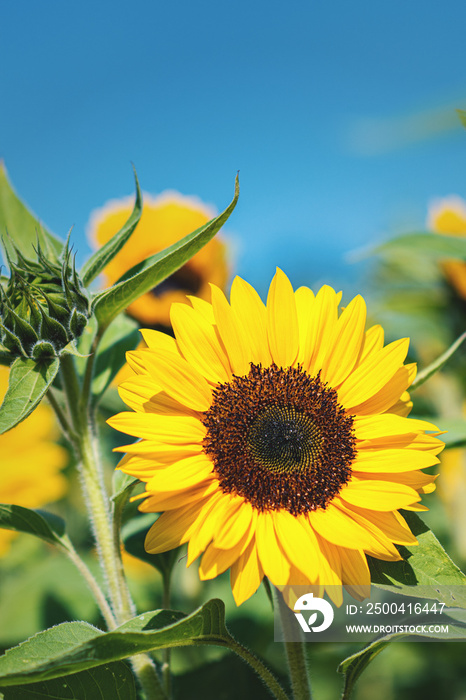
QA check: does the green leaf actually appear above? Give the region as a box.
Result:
[411,330,466,390]
[81,167,142,287]
[1,662,136,700]
[433,417,466,449]
[359,232,466,263]
[0,600,233,686]
[457,109,466,128]
[0,505,66,547]
[368,511,466,607]
[92,174,239,330]
[111,471,140,503]
[92,314,140,399]
[338,608,466,700]
[0,357,60,434]
[122,514,180,578]
[0,162,63,263]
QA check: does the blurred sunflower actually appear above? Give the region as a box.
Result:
[108,270,442,606]
[0,366,68,555]
[428,195,466,299]
[88,192,229,328]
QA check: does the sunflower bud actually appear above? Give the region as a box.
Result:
[0,242,90,361]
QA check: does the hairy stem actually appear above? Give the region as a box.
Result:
[61,538,116,630]
[275,589,312,700]
[227,640,290,700]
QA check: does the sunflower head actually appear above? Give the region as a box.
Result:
[428,196,466,299]
[109,269,443,606]
[88,192,229,328]
[0,365,68,555]
[0,241,90,361]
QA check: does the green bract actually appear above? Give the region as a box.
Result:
[0,241,90,361]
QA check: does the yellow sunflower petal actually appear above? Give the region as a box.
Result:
[139,349,212,411]
[340,478,420,510]
[358,324,384,363]
[305,285,340,375]
[351,448,439,473]
[170,301,231,383]
[210,284,250,376]
[307,501,397,554]
[354,414,439,440]
[145,454,214,492]
[256,511,291,584]
[351,364,416,416]
[145,500,208,553]
[107,412,205,442]
[138,480,217,512]
[230,539,264,606]
[295,286,315,365]
[337,338,410,409]
[266,268,299,368]
[230,276,273,367]
[214,500,256,550]
[273,510,321,582]
[321,295,367,386]
[140,329,179,353]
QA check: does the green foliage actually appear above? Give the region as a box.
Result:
[457,109,466,128]
[373,232,466,262]
[368,512,466,607]
[0,357,59,434]
[91,174,239,330]
[91,314,140,399]
[1,662,136,700]
[122,513,180,579]
[0,241,90,361]
[0,162,63,263]
[0,505,66,547]
[80,167,142,287]
[338,608,466,700]
[0,600,234,687]
[411,330,466,390]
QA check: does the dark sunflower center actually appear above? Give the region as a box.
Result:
[201,363,356,515]
[248,405,322,474]
[150,264,202,298]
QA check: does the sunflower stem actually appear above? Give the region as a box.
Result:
[227,640,290,700]
[60,536,117,630]
[275,589,312,700]
[161,571,173,698]
[59,352,166,700]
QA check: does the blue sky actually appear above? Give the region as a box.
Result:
[1,0,466,297]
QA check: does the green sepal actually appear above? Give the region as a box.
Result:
[0,504,67,547]
[0,356,60,434]
[31,341,56,361]
[92,174,239,330]
[0,162,64,263]
[81,166,143,287]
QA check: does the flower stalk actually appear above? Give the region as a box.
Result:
[53,352,165,699]
[275,589,312,700]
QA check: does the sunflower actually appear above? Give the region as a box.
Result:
[428,195,466,299]
[108,269,442,606]
[0,366,68,556]
[88,192,229,328]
